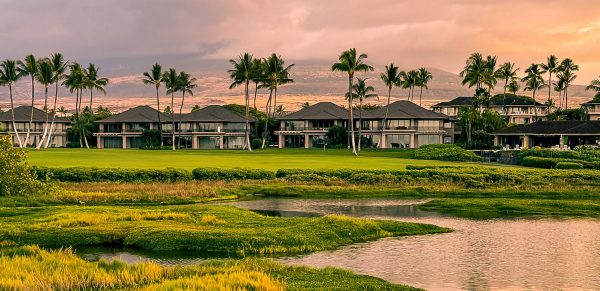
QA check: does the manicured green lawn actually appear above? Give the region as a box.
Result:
[26,148,502,170]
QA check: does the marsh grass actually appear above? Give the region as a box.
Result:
[0,205,449,255]
[0,245,415,290]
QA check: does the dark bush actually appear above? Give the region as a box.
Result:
[34,167,192,182]
[347,173,398,185]
[414,144,483,162]
[284,174,330,183]
[251,139,263,150]
[520,156,559,169]
[556,162,584,169]
[0,136,48,196]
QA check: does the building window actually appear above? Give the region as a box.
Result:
[311,120,334,130]
[284,121,304,131]
[198,136,220,149]
[284,135,305,148]
[418,120,440,131]
[386,134,410,148]
[224,136,244,149]
[104,123,122,133]
[417,134,440,147]
[104,137,123,148]
[198,123,219,132]
[387,120,410,130]
[224,123,245,132]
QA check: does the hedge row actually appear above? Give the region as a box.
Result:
[520,156,600,170]
[33,165,600,186]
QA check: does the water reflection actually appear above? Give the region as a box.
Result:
[76,247,215,267]
[229,198,600,290]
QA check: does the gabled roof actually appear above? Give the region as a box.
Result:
[494,120,600,135]
[279,102,349,120]
[184,105,248,122]
[0,106,70,123]
[362,100,449,120]
[432,95,545,108]
[432,97,473,108]
[581,99,600,105]
[96,106,172,123]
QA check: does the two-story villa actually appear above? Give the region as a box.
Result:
[0,106,70,147]
[581,99,600,120]
[95,105,252,149]
[432,95,548,124]
[275,101,453,148]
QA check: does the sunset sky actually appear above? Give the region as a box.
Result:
[1,0,599,109]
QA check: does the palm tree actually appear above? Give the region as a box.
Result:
[586,76,600,99]
[163,68,178,150]
[554,78,566,109]
[379,63,402,148]
[44,53,68,148]
[0,60,24,147]
[459,52,486,91]
[85,64,109,110]
[34,59,54,149]
[228,53,254,151]
[347,78,377,151]
[483,55,498,93]
[508,78,520,96]
[261,53,294,149]
[331,48,374,155]
[17,55,39,146]
[402,70,419,102]
[176,71,197,148]
[416,68,433,107]
[558,58,579,109]
[301,102,310,109]
[250,58,264,110]
[540,55,559,106]
[64,63,87,148]
[495,62,519,113]
[523,64,546,121]
[142,64,166,146]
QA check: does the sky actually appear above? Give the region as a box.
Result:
[0,0,599,109]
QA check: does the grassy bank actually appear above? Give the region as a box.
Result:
[420,198,600,219]
[26,148,499,170]
[0,205,449,255]
[0,245,415,290]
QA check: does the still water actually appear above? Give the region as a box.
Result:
[229,198,600,291]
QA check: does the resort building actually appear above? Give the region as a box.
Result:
[493,120,600,149]
[94,105,252,149]
[275,101,454,149]
[581,99,600,120]
[432,95,549,124]
[0,106,70,147]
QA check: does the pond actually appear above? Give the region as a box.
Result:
[79,198,600,290]
[228,198,600,291]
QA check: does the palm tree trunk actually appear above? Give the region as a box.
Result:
[156,86,163,147]
[36,85,50,149]
[8,85,23,148]
[380,86,391,149]
[253,83,258,110]
[89,90,93,110]
[419,86,423,106]
[348,76,357,155]
[503,79,508,114]
[171,92,175,150]
[548,73,552,107]
[565,86,569,109]
[261,89,273,149]
[45,82,59,148]
[178,92,185,149]
[245,80,252,151]
[533,90,538,121]
[358,97,362,151]
[25,76,35,146]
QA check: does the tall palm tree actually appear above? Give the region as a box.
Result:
[540,55,559,106]
[347,78,377,151]
[176,71,197,148]
[379,63,402,148]
[508,78,520,96]
[163,68,179,150]
[483,55,498,93]
[250,58,264,110]
[0,60,24,147]
[558,58,579,109]
[44,53,68,148]
[416,68,433,107]
[554,78,566,109]
[228,53,254,151]
[261,53,294,149]
[495,62,519,113]
[459,52,486,91]
[402,70,419,102]
[85,64,109,110]
[64,63,87,148]
[523,64,546,121]
[586,76,600,99]
[17,55,39,146]
[34,59,54,149]
[331,48,373,155]
[142,64,165,146]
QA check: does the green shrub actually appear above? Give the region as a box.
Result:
[520,156,559,168]
[556,162,584,169]
[284,174,330,183]
[347,173,398,185]
[34,167,192,182]
[0,136,48,196]
[250,139,262,150]
[414,144,483,162]
[192,168,275,180]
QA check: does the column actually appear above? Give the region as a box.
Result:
[493,135,499,147]
[97,136,103,149]
[192,135,198,149]
[559,135,564,148]
[304,134,310,148]
[219,136,224,149]
[278,134,284,149]
[380,133,386,149]
[122,135,127,149]
[409,134,415,148]
[523,135,529,148]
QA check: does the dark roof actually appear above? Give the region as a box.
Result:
[362,100,449,120]
[184,105,248,122]
[96,106,173,123]
[432,97,473,108]
[495,120,600,135]
[432,95,545,108]
[279,102,349,120]
[0,106,70,123]
[581,99,600,105]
